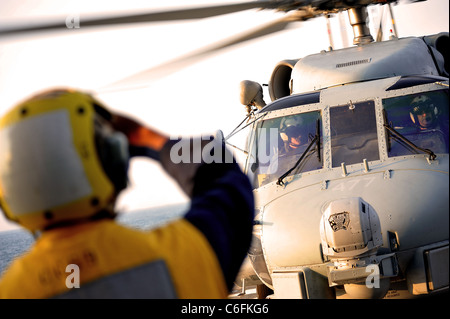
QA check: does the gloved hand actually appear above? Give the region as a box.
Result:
[110,113,169,161]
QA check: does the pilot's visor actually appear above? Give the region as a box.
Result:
[412,103,434,115]
[285,125,302,138]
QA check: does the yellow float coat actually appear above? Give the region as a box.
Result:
[0,218,227,299]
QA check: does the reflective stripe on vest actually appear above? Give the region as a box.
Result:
[53,259,177,299]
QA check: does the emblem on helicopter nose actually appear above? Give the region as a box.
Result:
[328,212,350,232]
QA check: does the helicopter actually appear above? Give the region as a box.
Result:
[0,0,448,299]
[231,2,449,299]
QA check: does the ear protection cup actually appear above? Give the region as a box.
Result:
[101,132,129,192]
[94,113,130,193]
[410,112,417,124]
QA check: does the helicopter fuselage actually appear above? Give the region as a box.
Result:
[241,33,449,299]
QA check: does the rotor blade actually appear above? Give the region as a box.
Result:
[0,1,277,37]
[100,12,307,92]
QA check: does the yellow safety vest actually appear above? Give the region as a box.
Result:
[0,218,227,299]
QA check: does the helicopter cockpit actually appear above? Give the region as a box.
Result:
[383,89,449,157]
[247,109,322,187]
[245,79,449,190]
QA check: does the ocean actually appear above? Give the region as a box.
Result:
[0,202,188,276]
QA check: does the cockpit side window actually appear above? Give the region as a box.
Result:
[382,90,449,157]
[330,101,379,167]
[246,111,322,188]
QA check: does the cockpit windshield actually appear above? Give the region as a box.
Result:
[382,90,449,156]
[330,100,379,167]
[246,111,322,188]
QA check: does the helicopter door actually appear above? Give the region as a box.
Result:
[382,90,449,156]
[330,101,379,167]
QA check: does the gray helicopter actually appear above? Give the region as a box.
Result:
[233,2,449,299]
[1,0,448,299]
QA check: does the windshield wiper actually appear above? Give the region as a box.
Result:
[315,118,321,163]
[277,119,321,186]
[383,116,436,160]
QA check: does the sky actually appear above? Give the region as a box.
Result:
[0,0,448,232]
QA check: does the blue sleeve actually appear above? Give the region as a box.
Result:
[159,138,254,290]
[185,161,254,290]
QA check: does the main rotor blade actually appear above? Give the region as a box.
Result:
[0,0,420,37]
[100,12,308,92]
[0,1,277,37]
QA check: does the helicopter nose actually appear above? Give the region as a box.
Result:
[320,197,382,256]
[319,197,398,299]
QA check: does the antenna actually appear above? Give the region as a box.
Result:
[339,11,350,48]
[388,2,398,38]
[326,14,334,50]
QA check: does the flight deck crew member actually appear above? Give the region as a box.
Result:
[0,88,254,299]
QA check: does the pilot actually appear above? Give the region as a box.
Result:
[0,89,254,299]
[409,95,439,130]
[279,116,305,154]
[263,116,305,176]
[409,94,447,153]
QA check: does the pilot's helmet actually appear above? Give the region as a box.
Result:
[409,94,438,129]
[279,116,304,144]
[0,89,129,232]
